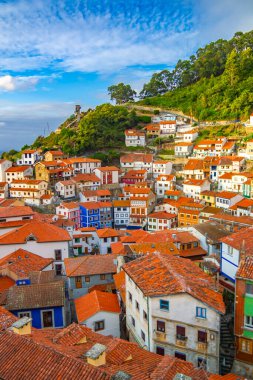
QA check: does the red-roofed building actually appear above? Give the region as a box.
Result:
[17,149,40,166]
[183,178,210,200]
[124,252,225,373]
[75,290,120,337]
[0,159,12,182]
[56,201,80,229]
[121,169,147,185]
[0,182,8,200]
[94,166,119,185]
[147,211,177,231]
[55,179,76,199]
[155,174,176,198]
[120,153,154,173]
[125,129,146,147]
[5,165,33,184]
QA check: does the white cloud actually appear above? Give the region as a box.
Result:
[0,74,59,92]
[0,121,6,127]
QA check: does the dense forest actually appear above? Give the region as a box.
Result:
[138,30,253,120]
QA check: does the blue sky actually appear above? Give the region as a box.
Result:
[0,0,253,151]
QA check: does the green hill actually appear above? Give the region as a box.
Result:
[138,30,253,121]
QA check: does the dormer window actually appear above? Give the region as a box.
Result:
[26,234,36,242]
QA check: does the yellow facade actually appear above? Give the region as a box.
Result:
[34,163,50,181]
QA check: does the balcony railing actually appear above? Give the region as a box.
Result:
[197,341,208,351]
[155,331,167,341]
[175,335,188,347]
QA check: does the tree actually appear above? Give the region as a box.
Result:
[108,83,137,104]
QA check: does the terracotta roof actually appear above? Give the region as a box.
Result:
[120,229,149,243]
[5,165,31,173]
[72,173,101,183]
[0,276,15,293]
[160,120,176,124]
[57,180,75,186]
[113,200,130,207]
[156,174,175,181]
[230,198,253,209]
[124,186,151,194]
[79,201,101,210]
[220,227,253,254]
[120,153,153,163]
[0,330,109,380]
[64,255,117,277]
[175,142,193,146]
[63,157,101,164]
[216,191,240,199]
[123,253,225,314]
[96,166,119,172]
[0,306,17,331]
[128,242,179,256]
[75,290,120,322]
[148,211,177,220]
[0,221,71,245]
[59,201,79,210]
[79,227,97,232]
[22,149,37,154]
[97,228,120,238]
[114,271,126,303]
[46,150,64,155]
[11,179,45,185]
[0,206,34,219]
[125,129,145,136]
[210,213,253,226]
[183,179,208,186]
[111,242,126,255]
[0,249,53,279]
[236,256,253,279]
[184,159,203,171]
[5,280,65,310]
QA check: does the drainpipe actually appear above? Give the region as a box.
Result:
[147,296,151,351]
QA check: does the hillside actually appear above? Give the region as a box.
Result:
[138,30,253,121]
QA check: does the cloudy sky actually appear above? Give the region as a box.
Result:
[0,0,253,151]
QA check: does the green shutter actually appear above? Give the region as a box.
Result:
[244,295,253,316]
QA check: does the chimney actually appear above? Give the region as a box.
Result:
[11,316,32,335]
[111,371,132,380]
[84,343,106,367]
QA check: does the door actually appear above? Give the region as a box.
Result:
[42,310,53,328]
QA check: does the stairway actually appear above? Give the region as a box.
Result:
[220,317,235,375]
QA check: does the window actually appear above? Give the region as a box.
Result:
[75,276,82,289]
[241,339,252,353]
[176,325,186,340]
[42,310,53,328]
[198,330,207,343]
[245,315,253,329]
[131,316,135,327]
[198,357,207,369]
[54,249,62,261]
[160,299,169,311]
[141,330,145,341]
[94,320,105,331]
[85,276,90,282]
[128,292,132,302]
[135,301,139,311]
[55,264,62,276]
[175,352,186,361]
[157,320,165,332]
[18,311,31,318]
[143,310,147,320]
[100,274,105,280]
[246,283,253,295]
[196,307,206,319]
[156,346,165,356]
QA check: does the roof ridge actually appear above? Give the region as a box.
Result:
[68,256,88,276]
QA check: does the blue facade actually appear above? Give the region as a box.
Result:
[12,306,65,329]
[79,205,101,228]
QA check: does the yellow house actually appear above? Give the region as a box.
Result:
[200,190,217,207]
[35,162,51,182]
[44,150,66,161]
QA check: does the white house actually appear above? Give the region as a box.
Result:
[9,179,48,206]
[0,205,34,224]
[152,161,172,179]
[155,174,176,198]
[94,166,119,185]
[74,290,120,337]
[0,221,71,275]
[183,179,210,200]
[0,159,12,182]
[5,166,33,184]
[220,227,253,282]
[0,182,8,199]
[120,153,153,173]
[72,227,99,256]
[55,180,76,199]
[125,129,146,147]
[123,253,225,373]
[147,211,177,231]
[218,172,253,193]
[176,129,198,143]
[215,192,243,209]
[17,149,39,166]
[72,173,101,193]
[55,202,80,229]
[113,200,130,229]
[159,121,177,135]
[62,157,101,174]
[175,143,193,157]
[97,228,121,254]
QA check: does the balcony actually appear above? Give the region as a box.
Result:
[197,341,208,352]
[155,331,167,342]
[175,335,188,347]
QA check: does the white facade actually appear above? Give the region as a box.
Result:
[152,161,172,179]
[147,214,177,231]
[216,194,243,209]
[55,181,76,199]
[80,310,120,337]
[183,180,210,200]
[17,150,39,166]
[155,175,175,198]
[114,206,130,228]
[94,168,119,185]
[6,167,33,184]
[175,143,193,157]
[98,235,120,254]
[159,122,177,135]
[125,274,221,373]
[125,130,146,147]
[9,180,48,206]
[220,242,240,282]
[0,240,70,274]
[0,160,12,182]
[0,182,8,199]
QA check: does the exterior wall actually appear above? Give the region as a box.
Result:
[6,167,33,184]
[220,243,240,282]
[12,305,65,329]
[125,134,146,147]
[99,236,119,254]
[114,206,130,228]
[69,273,114,299]
[81,310,120,337]
[175,145,193,157]
[152,162,172,178]
[55,183,75,198]
[183,182,210,200]
[94,169,119,185]
[0,161,12,182]
[147,216,177,231]
[79,205,100,229]
[216,195,243,209]
[126,274,221,373]
[17,152,39,165]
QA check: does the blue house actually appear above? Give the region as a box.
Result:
[5,280,66,329]
[79,202,101,228]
